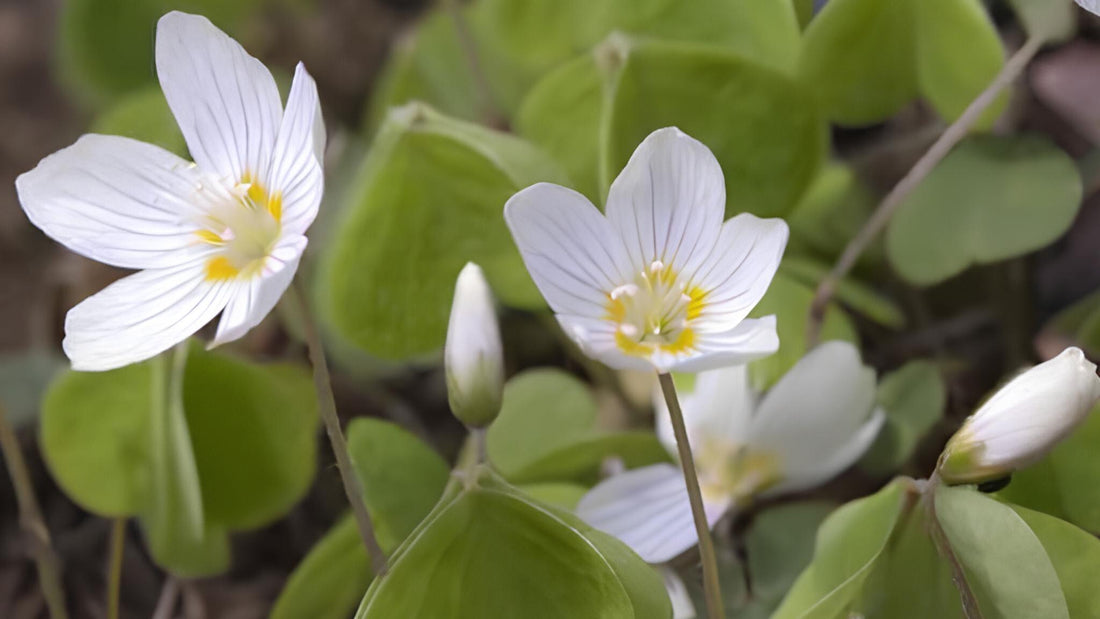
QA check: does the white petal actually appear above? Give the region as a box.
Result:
[444,263,505,427]
[504,183,632,318]
[750,341,877,483]
[655,365,754,454]
[16,135,211,270]
[690,214,788,333]
[605,127,725,277]
[576,464,730,563]
[267,63,325,237]
[64,263,235,371]
[664,316,779,373]
[156,11,282,182]
[210,234,307,347]
[1076,0,1100,17]
[940,347,1100,483]
[661,569,698,619]
[556,315,655,372]
[769,408,885,496]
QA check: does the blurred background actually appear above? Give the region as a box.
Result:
[4,0,1100,617]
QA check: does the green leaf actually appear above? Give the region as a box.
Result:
[517,482,590,510]
[1008,0,1077,44]
[346,417,451,553]
[57,0,163,103]
[40,342,318,576]
[486,369,669,484]
[1011,505,1100,618]
[273,418,449,619]
[143,345,226,577]
[320,104,564,360]
[779,257,905,329]
[998,405,1100,533]
[356,469,669,618]
[786,164,878,266]
[182,345,318,530]
[746,501,836,603]
[934,485,1070,619]
[860,361,946,475]
[518,35,826,217]
[887,135,1082,286]
[798,0,1004,127]
[1041,290,1100,356]
[748,270,858,391]
[773,479,914,619]
[914,0,1006,129]
[271,514,373,619]
[90,86,187,157]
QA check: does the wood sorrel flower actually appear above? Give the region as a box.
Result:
[938,347,1100,485]
[504,127,787,373]
[16,12,324,371]
[445,263,505,428]
[577,342,884,563]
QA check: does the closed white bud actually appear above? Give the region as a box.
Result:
[938,347,1100,485]
[445,263,504,428]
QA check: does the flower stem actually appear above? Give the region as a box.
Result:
[657,373,723,619]
[107,518,125,619]
[287,283,386,574]
[807,35,1044,346]
[924,475,983,619]
[0,400,68,619]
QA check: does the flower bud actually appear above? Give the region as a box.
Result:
[938,347,1100,485]
[445,263,504,428]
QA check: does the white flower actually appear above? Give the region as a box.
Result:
[576,341,884,563]
[661,568,697,619]
[445,263,505,427]
[16,11,324,371]
[1077,0,1100,16]
[938,346,1100,485]
[504,127,788,374]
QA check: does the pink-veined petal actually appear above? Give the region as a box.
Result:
[605,127,725,277]
[504,183,632,319]
[156,11,282,183]
[63,262,235,371]
[690,213,788,333]
[576,463,730,563]
[556,315,655,372]
[267,63,325,237]
[210,234,307,347]
[16,135,214,270]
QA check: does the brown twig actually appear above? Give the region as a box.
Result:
[0,401,68,619]
[807,36,1045,346]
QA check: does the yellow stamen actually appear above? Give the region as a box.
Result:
[205,256,239,281]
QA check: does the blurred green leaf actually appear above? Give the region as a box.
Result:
[346,417,451,553]
[356,468,669,618]
[1042,290,1100,356]
[786,164,878,266]
[320,104,564,360]
[271,514,372,619]
[143,345,226,577]
[40,342,317,576]
[887,135,1082,286]
[520,35,825,217]
[487,369,669,484]
[998,405,1100,533]
[935,485,1070,619]
[779,257,905,329]
[799,0,1004,127]
[860,361,946,475]
[1008,0,1077,44]
[746,501,836,603]
[748,271,858,391]
[1011,505,1100,618]
[773,479,913,618]
[0,351,66,428]
[273,418,448,619]
[91,86,187,157]
[517,482,590,510]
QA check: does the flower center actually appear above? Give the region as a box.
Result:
[197,175,283,281]
[605,261,706,357]
[697,439,781,503]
